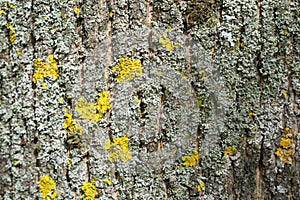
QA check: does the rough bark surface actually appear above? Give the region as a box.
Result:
[0,0,299,199]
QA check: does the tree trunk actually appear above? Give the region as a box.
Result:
[0,0,299,199]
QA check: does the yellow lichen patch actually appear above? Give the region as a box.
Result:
[181,152,199,167]
[0,10,4,14]
[9,3,16,9]
[39,175,57,199]
[75,91,111,123]
[172,189,178,194]
[285,127,292,136]
[58,97,65,105]
[134,99,140,104]
[74,7,80,15]
[96,91,111,115]
[109,11,114,17]
[195,94,203,107]
[81,179,97,200]
[63,108,83,135]
[275,127,293,164]
[284,30,289,36]
[33,54,59,83]
[1,2,16,10]
[75,97,99,123]
[16,48,21,55]
[112,57,142,82]
[280,137,292,149]
[211,48,215,55]
[104,178,112,186]
[197,181,205,193]
[159,27,180,51]
[275,148,293,164]
[224,146,237,156]
[41,82,47,90]
[283,90,287,97]
[6,23,16,45]
[199,69,205,75]
[181,71,187,80]
[249,111,255,117]
[103,136,132,162]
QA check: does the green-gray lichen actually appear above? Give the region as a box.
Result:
[0,0,299,199]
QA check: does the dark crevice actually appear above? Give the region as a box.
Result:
[255,0,264,109]
[257,135,264,200]
[84,152,91,182]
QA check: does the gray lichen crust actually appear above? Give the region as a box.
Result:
[0,0,299,199]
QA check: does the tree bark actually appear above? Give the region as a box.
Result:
[0,0,299,199]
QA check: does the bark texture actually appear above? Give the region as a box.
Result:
[0,0,299,199]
